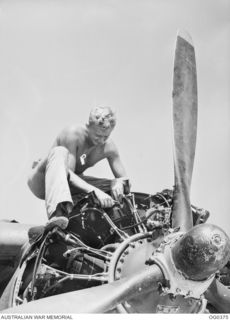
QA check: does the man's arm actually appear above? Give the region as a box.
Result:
[106,141,127,178]
[106,141,129,200]
[68,168,115,207]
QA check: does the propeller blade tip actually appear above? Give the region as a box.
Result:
[177,29,193,46]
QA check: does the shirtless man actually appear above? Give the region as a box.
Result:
[28,106,128,230]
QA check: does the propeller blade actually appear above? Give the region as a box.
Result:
[3,265,163,314]
[204,279,230,313]
[172,30,198,232]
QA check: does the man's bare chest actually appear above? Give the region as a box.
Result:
[75,145,105,173]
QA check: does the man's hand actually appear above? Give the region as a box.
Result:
[32,158,42,169]
[93,188,115,208]
[111,178,126,201]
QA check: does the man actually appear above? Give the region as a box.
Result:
[28,106,128,230]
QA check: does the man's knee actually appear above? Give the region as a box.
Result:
[27,171,45,199]
[47,146,70,177]
[48,146,69,158]
[48,146,69,167]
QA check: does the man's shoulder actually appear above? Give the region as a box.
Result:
[104,139,119,157]
[60,125,85,138]
[57,125,86,145]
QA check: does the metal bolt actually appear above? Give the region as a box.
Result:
[185,290,193,298]
[163,287,169,293]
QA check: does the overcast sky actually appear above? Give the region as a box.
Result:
[0,0,229,235]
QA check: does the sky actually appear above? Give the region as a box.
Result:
[0,0,229,236]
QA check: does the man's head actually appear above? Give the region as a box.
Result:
[87,106,116,145]
[88,106,116,129]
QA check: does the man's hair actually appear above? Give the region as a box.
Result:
[88,106,116,129]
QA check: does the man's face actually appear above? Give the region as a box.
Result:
[88,125,113,146]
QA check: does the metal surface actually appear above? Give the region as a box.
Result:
[172,224,230,280]
[0,222,32,294]
[3,265,164,314]
[205,278,230,313]
[172,30,197,232]
[108,233,156,313]
[108,235,202,313]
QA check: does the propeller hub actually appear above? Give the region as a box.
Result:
[171,224,230,280]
